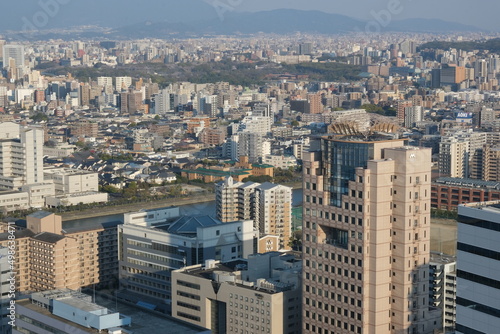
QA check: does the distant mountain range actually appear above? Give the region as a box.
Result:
[1,5,484,40]
[109,9,485,39]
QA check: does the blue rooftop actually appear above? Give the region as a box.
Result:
[167,216,221,234]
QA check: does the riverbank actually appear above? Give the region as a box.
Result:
[61,195,214,221]
[61,181,303,221]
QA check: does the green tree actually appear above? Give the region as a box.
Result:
[242,175,273,183]
[30,113,48,122]
[99,185,121,194]
[123,182,138,199]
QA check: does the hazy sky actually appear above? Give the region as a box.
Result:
[2,0,499,32]
[232,0,500,31]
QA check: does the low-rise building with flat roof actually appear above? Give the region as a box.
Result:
[14,289,131,334]
[172,252,302,334]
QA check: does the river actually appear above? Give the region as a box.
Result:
[63,189,303,229]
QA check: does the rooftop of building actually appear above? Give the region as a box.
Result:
[0,228,35,241]
[19,289,207,334]
[152,215,223,235]
[18,299,107,334]
[0,190,26,196]
[62,220,121,234]
[430,252,456,265]
[256,182,290,191]
[434,177,500,190]
[322,133,403,143]
[28,210,54,219]
[461,200,500,210]
[180,253,301,294]
[182,259,248,281]
[32,231,66,243]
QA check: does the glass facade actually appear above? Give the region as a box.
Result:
[323,139,374,207]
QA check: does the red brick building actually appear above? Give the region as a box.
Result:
[431,177,500,211]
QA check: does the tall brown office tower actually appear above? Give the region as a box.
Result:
[308,93,323,114]
[396,100,413,125]
[302,130,441,334]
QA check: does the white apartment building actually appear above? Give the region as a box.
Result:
[0,190,29,212]
[97,76,113,87]
[429,253,457,332]
[0,122,44,190]
[439,137,469,178]
[20,182,55,208]
[216,177,292,250]
[115,76,132,91]
[43,167,99,195]
[404,106,424,128]
[235,133,271,163]
[262,154,297,169]
[238,116,271,135]
[2,44,24,69]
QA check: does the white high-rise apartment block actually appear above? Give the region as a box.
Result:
[97,76,113,93]
[238,116,271,135]
[115,76,132,91]
[456,202,500,334]
[404,106,424,128]
[97,76,113,87]
[154,88,172,114]
[235,132,271,163]
[216,177,292,250]
[439,137,469,178]
[0,122,44,190]
[2,44,24,69]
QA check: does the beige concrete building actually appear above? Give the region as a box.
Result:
[0,190,29,212]
[43,143,77,158]
[172,252,302,334]
[482,145,500,182]
[70,120,99,138]
[45,191,108,207]
[0,211,119,293]
[216,177,292,250]
[302,135,441,334]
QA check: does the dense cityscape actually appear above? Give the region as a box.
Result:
[0,3,500,334]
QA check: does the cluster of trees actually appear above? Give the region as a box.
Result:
[241,167,300,184]
[282,62,363,82]
[360,104,397,117]
[38,59,364,88]
[30,113,48,122]
[418,38,500,54]
[242,175,273,183]
[431,208,458,219]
